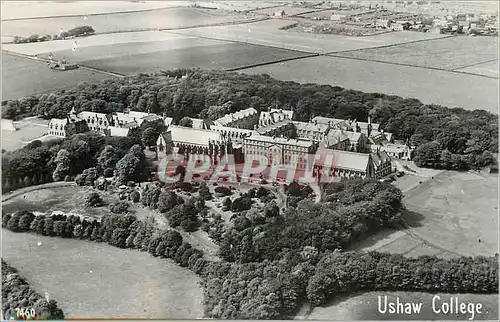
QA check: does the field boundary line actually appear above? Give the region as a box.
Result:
[325,53,499,80]
[1,5,184,21]
[2,50,125,78]
[164,29,316,55]
[226,53,320,72]
[324,33,454,55]
[451,58,499,72]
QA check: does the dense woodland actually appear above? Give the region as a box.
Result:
[2,260,65,320]
[2,69,497,170]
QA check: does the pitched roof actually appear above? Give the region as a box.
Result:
[325,129,363,143]
[317,147,371,172]
[312,116,380,132]
[164,117,174,127]
[293,121,330,133]
[245,135,315,148]
[371,150,391,168]
[166,125,222,146]
[191,118,207,130]
[256,119,292,134]
[214,108,258,126]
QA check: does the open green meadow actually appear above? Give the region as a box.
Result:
[1,229,203,319]
[243,55,499,113]
[1,53,114,100]
[335,36,499,72]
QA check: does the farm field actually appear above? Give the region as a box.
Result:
[1,53,115,101]
[298,9,369,19]
[173,22,449,53]
[80,42,312,75]
[251,5,321,16]
[1,229,203,319]
[37,37,230,63]
[455,59,499,78]
[335,36,499,71]
[242,55,499,113]
[194,1,278,12]
[1,6,249,38]
[1,1,186,20]
[307,291,498,320]
[2,31,199,55]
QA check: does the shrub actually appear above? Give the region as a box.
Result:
[85,192,103,207]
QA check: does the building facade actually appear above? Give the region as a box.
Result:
[48,116,87,137]
[213,107,259,129]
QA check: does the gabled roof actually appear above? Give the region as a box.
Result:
[165,125,222,146]
[214,108,258,127]
[312,116,380,132]
[326,129,363,143]
[164,117,174,127]
[256,119,292,134]
[191,118,207,130]
[245,135,315,148]
[371,150,391,168]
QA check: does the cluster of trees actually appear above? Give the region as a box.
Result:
[2,209,207,273]
[2,260,65,320]
[2,70,495,169]
[1,133,142,193]
[218,179,403,263]
[306,251,499,305]
[12,26,95,44]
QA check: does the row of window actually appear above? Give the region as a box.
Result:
[49,131,65,137]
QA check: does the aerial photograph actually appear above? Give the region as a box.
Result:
[1,0,498,320]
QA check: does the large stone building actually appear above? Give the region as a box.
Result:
[314,147,376,180]
[48,115,87,138]
[243,135,318,170]
[156,125,234,164]
[259,108,294,126]
[255,119,295,137]
[293,121,331,141]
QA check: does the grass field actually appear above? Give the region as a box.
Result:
[455,59,499,78]
[1,229,203,319]
[401,171,498,257]
[2,185,117,218]
[335,36,499,71]
[1,7,248,38]
[242,55,499,113]
[2,31,201,55]
[174,22,448,53]
[1,1,185,20]
[1,117,49,151]
[307,291,498,320]
[80,42,311,75]
[298,9,369,19]
[1,53,114,100]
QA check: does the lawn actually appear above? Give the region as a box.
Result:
[1,229,203,319]
[401,171,498,258]
[251,5,321,16]
[174,22,448,54]
[456,59,499,78]
[242,55,499,113]
[1,117,49,151]
[307,291,498,320]
[335,36,499,71]
[1,53,115,101]
[1,185,117,218]
[1,7,248,38]
[79,42,312,75]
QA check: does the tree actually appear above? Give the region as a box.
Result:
[86,192,103,207]
[141,127,160,148]
[223,197,232,211]
[110,202,129,214]
[97,145,121,174]
[414,141,443,168]
[179,117,193,128]
[130,190,140,203]
[116,144,149,184]
[198,182,212,200]
[18,212,35,232]
[52,149,71,181]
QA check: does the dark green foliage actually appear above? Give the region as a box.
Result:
[178,117,193,127]
[222,197,232,211]
[231,196,252,212]
[109,202,129,214]
[116,144,149,185]
[165,198,200,232]
[198,182,212,200]
[2,260,65,320]
[214,186,232,196]
[306,252,499,306]
[130,190,141,203]
[85,192,103,207]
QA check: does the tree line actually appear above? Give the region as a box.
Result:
[2,69,497,170]
[12,26,95,44]
[2,260,65,320]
